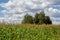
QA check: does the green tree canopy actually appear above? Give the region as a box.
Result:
[22,11,52,24]
[44,16,52,24]
[34,11,45,24]
[22,14,33,24]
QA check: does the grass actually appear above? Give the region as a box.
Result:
[0,24,60,40]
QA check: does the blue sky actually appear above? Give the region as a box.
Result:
[0,0,60,24]
[0,0,9,4]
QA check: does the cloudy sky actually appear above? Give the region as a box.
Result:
[0,0,60,24]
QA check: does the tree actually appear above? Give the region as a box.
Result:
[22,11,52,24]
[34,13,39,24]
[22,14,33,24]
[34,11,45,24]
[44,16,52,24]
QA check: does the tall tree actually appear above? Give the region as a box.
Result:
[44,16,52,24]
[22,14,33,24]
[22,11,52,24]
[34,11,45,24]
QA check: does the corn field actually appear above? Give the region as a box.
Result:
[0,24,60,40]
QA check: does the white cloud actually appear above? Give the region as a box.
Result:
[44,6,60,24]
[0,0,60,24]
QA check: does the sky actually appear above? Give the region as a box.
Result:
[0,0,60,24]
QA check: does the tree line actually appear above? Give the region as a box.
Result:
[22,11,52,24]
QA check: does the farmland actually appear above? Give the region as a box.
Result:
[0,24,60,40]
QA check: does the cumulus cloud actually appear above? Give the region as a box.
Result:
[44,5,60,24]
[0,0,60,24]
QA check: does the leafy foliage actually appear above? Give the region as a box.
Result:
[44,16,52,24]
[34,12,45,24]
[22,14,33,24]
[22,11,52,24]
